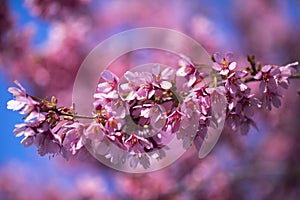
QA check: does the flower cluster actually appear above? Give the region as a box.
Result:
[214,52,261,135]
[7,81,83,159]
[7,54,298,169]
[254,63,297,110]
[88,65,180,168]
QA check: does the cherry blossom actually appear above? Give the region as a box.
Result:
[7,81,84,159]
[254,63,298,110]
[7,54,299,169]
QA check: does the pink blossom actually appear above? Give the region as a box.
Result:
[212,52,236,76]
[7,81,40,117]
[254,63,297,110]
[7,52,299,170]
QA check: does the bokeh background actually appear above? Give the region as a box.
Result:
[1,0,300,199]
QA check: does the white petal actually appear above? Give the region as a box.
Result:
[101,70,117,83]
[220,69,229,75]
[124,91,135,101]
[160,81,172,90]
[7,100,25,111]
[124,71,136,82]
[119,83,131,92]
[141,108,151,118]
[239,83,248,91]
[25,112,45,122]
[229,62,237,70]
[93,93,105,99]
[97,82,112,93]
[8,87,23,96]
[13,124,27,137]
[14,80,26,92]
[148,89,155,99]
[176,67,188,76]
[187,75,196,87]
[105,90,118,99]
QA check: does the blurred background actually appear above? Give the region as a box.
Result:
[1,0,300,199]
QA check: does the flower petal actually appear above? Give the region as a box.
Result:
[101,70,118,83]
[213,52,223,63]
[7,100,25,111]
[160,81,172,90]
[152,64,160,76]
[228,62,237,70]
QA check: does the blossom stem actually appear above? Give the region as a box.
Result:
[214,76,217,87]
[289,74,300,79]
[197,64,214,68]
[244,77,256,83]
[74,115,96,119]
[29,95,48,102]
[57,112,96,119]
[29,95,96,119]
[247,55,258,75]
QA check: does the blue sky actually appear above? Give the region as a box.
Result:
[0,71,87,189]
[0,1,50,166]
[0,71,55,165]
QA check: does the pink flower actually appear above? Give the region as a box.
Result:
[224,74,260,134]
[212,52,236,76]
[7,80,86,158]
[254,63,296,110]
[7,81,40,117]
[224,70,248,94]
[176,55,196,77]
[254,65,279,93]
[167,108,184,133]
[176,56,204,89]
[52,120,85,159]
[152,65,174,90]
[276,62,297,89]
[124,134,153,153]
